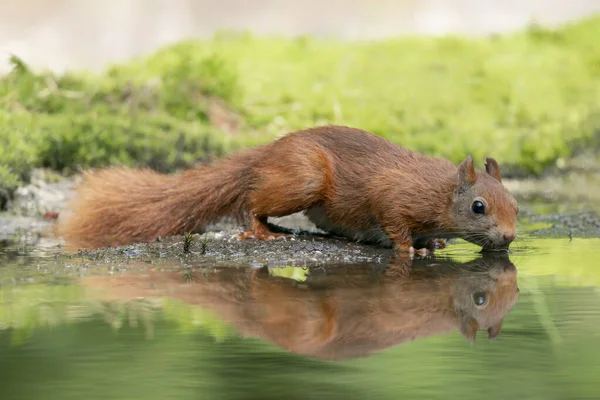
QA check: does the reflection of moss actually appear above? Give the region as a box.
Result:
[268,266,309,281]
[3,16,600,204]
[511,238,600,287]
[0,282,236,345]
[161,298,234,341]
[0,284,89,346]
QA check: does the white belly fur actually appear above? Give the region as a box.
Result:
[304,205,393,248]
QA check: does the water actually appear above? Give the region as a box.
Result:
[0,236,599,400]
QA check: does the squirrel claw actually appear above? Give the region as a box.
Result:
[234,232,256,240]
[234,231,290,241]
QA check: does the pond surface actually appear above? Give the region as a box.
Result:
[0,234,599,400]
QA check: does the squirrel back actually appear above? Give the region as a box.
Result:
[56,125,518,254]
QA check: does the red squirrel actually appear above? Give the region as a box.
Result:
[80,254,520,361]
[56,125,518,255]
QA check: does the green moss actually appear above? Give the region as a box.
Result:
[2,15,600,204]
[0,50,252,206]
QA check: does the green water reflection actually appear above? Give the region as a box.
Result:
[0,238,599,400]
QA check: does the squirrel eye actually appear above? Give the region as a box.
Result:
[471,201,485,215]
[472,292,486,306]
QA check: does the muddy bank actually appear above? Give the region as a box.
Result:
[75,229,391,271]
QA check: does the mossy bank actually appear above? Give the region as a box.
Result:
[2,15,600,206]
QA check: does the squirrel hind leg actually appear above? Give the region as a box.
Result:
[235,215,291,241]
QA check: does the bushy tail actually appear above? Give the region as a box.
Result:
[56,152,256,250]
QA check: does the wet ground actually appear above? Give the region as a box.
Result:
[1,169,600,399]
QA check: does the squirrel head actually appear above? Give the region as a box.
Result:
[450,155,518,251]
[451,254,520,342]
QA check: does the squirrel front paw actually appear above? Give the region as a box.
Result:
[410,247,429,257]
[394,237,430,258]
[397,246,429,258]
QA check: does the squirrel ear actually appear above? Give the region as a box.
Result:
[487,319,503,340]
[457,155,476,186]
[459,317,479,343]
[484,157,502,183]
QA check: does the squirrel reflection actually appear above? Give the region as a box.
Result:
[81,253,520,361]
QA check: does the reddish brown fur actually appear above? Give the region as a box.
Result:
[56,125,518,253]
[55,150,260,249]
[80,255,520,361]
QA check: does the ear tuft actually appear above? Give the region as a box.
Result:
[458,155,477,186]
[484,157,502,183]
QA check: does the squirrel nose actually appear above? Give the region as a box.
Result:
[502,232,516,243]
